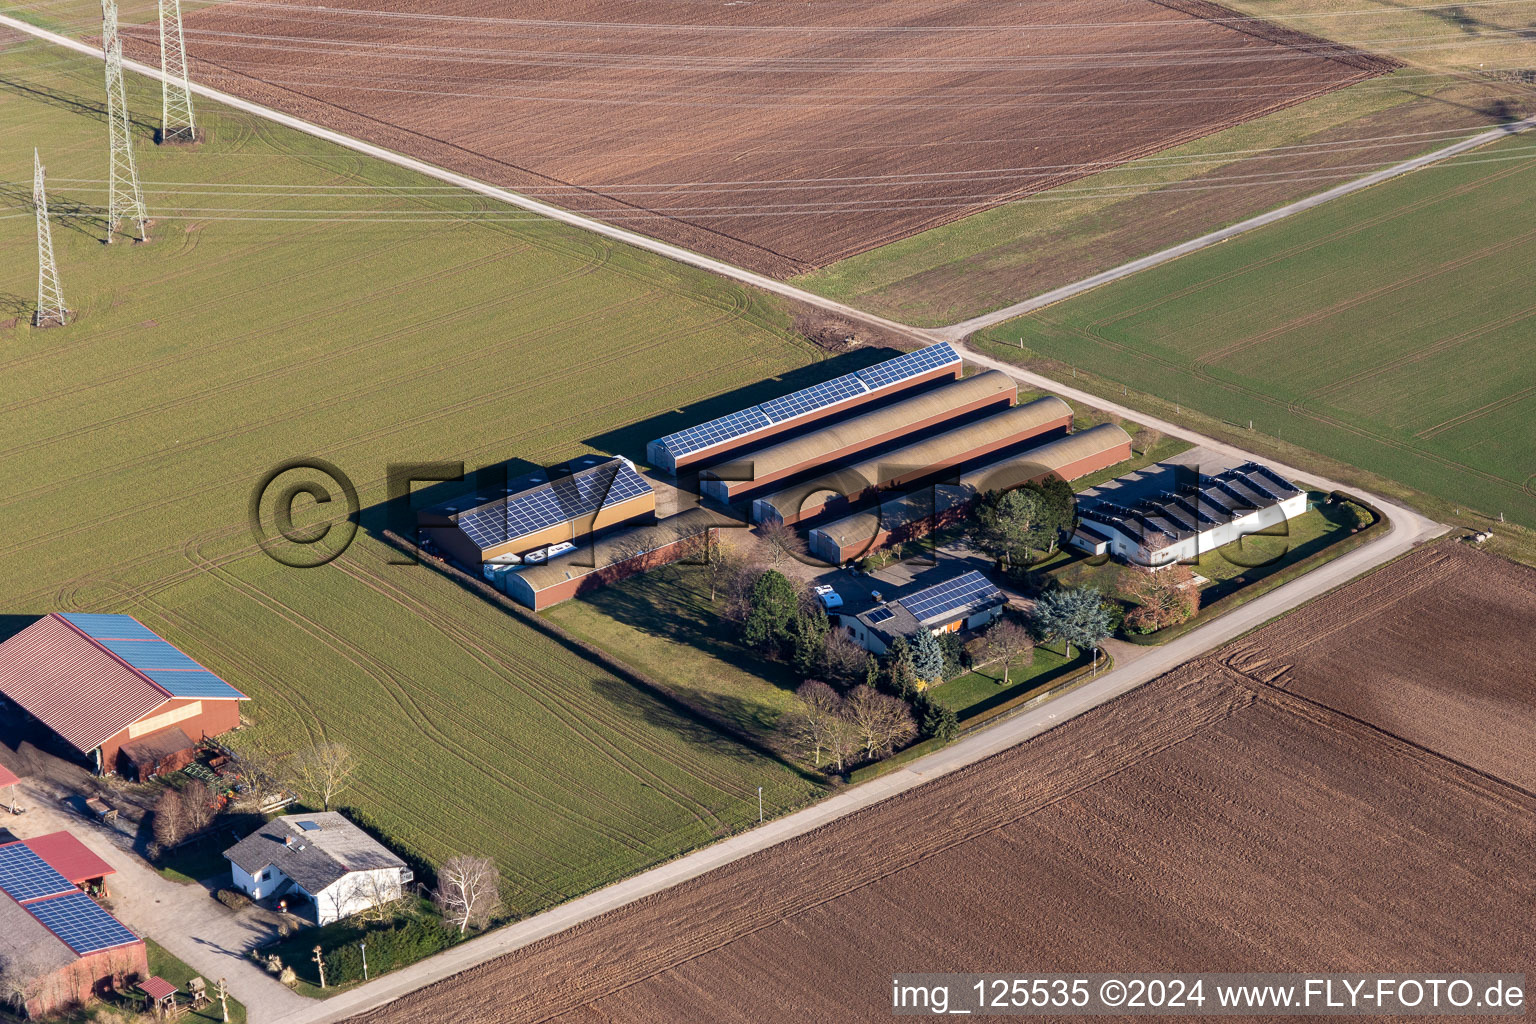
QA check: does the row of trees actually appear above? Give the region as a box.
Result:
[789,681,917,771]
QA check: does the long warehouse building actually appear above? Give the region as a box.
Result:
[421,456,654,565]
[808,423,1132,564]
[700,370,1017,504]
[504,507,732,611]
[646,343,962,474]
[750,395,1073,526]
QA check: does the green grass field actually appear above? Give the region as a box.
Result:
[0,42,828,915]
[796,73,1532,326]
[976,133,1536,529]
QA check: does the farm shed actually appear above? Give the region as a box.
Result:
[505,507,731,611]
[225,812,410,926]
[750,396,1073,526]
[809,423,1133,564]
[647,343,962,474]
[421,456,655,565]
[700,371,1017,504]
[0,833,146,1019]
[0,614,248,779]
[1070,459,1305,568]
[842,569,1006,655]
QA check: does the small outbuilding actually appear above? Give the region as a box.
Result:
[224,812,411,926]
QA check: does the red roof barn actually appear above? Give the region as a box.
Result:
[0,614,248,778]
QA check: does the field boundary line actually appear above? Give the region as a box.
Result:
[0,12,930,344]
[933,115,1536,340]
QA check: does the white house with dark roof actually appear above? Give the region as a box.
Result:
[843,567,1007,655]
[224,812,411,925]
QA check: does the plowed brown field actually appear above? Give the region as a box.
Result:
[354,548,1534,1024]
[127,0,1395,276]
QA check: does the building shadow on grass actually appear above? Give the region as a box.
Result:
[585,347,901,464]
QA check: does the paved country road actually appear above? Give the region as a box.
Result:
[0,12,1452,1023]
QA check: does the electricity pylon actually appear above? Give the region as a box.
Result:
[33,150,68,328]
[158,0,197,143]
[102,0,149,242]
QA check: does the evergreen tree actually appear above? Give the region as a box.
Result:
[742,570,799,654]
[909,628,945,685]
[920,698,960,743]
[790,608,830,678]
[1031,585,1113,657]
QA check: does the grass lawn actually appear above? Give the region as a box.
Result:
[155,835,232,885]
[931,643,1083,721]
[545,563,810,760]
[796,73,1531,325]
[1,42,828,916]
[975,133,1536,531]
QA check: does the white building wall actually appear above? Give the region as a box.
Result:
[1088,490,1309,569]
[230,860,289,900]
[312,867,405,926]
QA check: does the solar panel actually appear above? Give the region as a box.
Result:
[297,821,320,832]
[0,842,75,903]
[854,342,960,391]
[866,607,894,624]
[96,639,203,672]
[901,571,1002,625]
[658,407,773,459]
[25,891,139,954]
[141,669,245,700]
[57,613,159,640]
[760,374,868,424]
[456,460,652,552]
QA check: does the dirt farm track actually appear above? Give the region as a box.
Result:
[125,0,1395,276]
[354,544,1534,1024]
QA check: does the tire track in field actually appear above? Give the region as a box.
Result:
[1415,383,1536,441]
[1082,159,1533,333]
[1299,300,1536,411]
[0,273,646,521]
[173,535,583,903]
[0,274,753,571]
[331,558,729,829]
[1188,224,1536,383]
[343,559,768,808]
[4,286,772,617]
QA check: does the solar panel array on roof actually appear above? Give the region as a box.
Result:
[58,613,159,640]
[52,613,247,701]
[760,374,867,424]
[24,890,139,954]
[901,571,1003,625]
[456,460,651,551]
[654,343,961,461]
[867,607,894,624]
[0,842,75,904]
[854,342,960,390]
[657,407,774,460]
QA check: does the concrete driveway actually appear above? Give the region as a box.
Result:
[6,779,310,1021]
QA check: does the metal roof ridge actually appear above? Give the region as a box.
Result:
[48,613,176,703]
[47,614,248,702]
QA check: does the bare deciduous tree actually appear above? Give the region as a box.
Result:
[290,742,356,812]
[230,734,292,808]
[789,681,843,768]
[982,619,1035,685]
[757,518,806,569]
[432,855,502,935]
[819,629,866,684]
[843,685,917,760]
[1137,427,1163,456]
[152,787,188,850]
